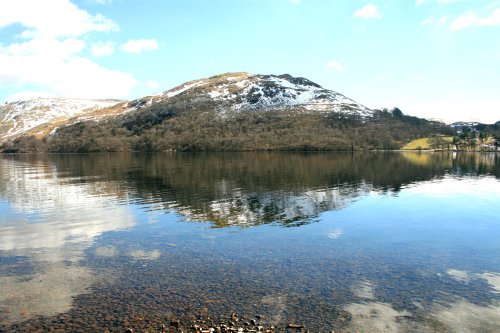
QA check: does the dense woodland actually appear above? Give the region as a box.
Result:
[1,102,454,153]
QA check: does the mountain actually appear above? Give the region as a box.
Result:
[153,72,372,116]
[0,97,123,141]
[450,120,500,133]
[1,72,451,152]
[1,73,372,143]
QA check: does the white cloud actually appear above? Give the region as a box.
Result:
[451,8,500,31]
[1,36,85,61]
[439,16,449,24]
[422,17,434,25]
[451,12,478,30]
[52,57,136,98]
[480,70,497,78]
[0,0,118,38]
[290,0,300,3]
[122,39,159,54]
[146,80,160,89]
[421,16,448,25]
[406,99,500,124]
[0,0,137,99]
[417,0,457,5]
[91,41,115,57]
[6,90,54,102]
[0,37,136,99]
[325,60,345,73]
[353,4,382,19]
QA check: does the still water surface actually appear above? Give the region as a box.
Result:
[0,152,499,332]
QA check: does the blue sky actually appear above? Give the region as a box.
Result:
[0,0,499,123]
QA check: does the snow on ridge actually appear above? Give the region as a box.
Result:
[157,73,370,118]
[164,79,209,98]
[267,77,300,90]
[199,74,371,117]
[6,97,119,120]
[1,97,120,140]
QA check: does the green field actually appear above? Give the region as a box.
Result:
[403,136,453,150]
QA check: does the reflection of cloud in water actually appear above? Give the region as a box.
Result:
[477,272,500,294]
[0,159,135,323]
[259,294,287,324]
[0,264,94,324]
[404,176,500,199]
[345,301,411,333]
[328,228,343,239]
[352,280,375,300]
[345,269,500,332]
[0,159,135,253]
[0,206,134,253]
[430,300,500,333]
[129,250,161,261]
[95,246,118,257]
[345,300,500,333]
[445,269,500,294]
[446,269,470,283]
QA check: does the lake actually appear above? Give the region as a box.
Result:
[0,152,499,332]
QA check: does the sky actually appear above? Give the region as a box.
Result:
[0,0,499,124]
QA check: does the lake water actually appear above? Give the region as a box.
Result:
[0,152,499,332]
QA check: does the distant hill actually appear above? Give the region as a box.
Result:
[1,72,452,152]
[0,97,124,141]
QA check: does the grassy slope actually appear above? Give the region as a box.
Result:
[403,136,453,150]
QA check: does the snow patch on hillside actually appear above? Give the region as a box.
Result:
[165,80,208,98]
[194,74,372,117]
[0,97,119,140]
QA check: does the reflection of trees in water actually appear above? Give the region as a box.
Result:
[1,152,498,227]
[450,153,500,177]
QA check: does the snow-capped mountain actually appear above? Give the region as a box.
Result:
[449,121,481,129]
[157,72,372,116]
[0,97,122,141]
[121,72,372,118]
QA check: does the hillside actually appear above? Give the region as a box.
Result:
[1,72,452,152]
[0,97,124,141]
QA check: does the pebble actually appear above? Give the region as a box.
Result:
[286,323,305,329]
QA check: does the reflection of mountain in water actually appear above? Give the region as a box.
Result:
[179,185,367,227]
[2,152,498,228]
